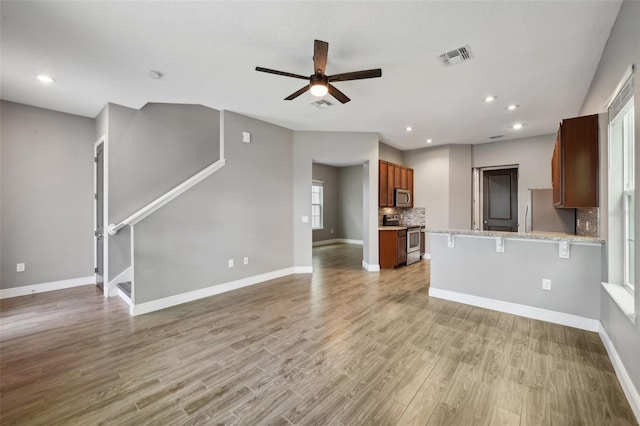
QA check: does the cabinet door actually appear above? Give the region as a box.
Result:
[407,168,414,207]
[397,233,407,266]
[387,163,395,206]
[395,166,402,191]
[552,129,562,206]
[562,114,598,207]
[400,167,408,190]
[379,161,388,207]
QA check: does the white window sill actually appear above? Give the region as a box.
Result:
[601,282,636,324]
[312,227,324,231]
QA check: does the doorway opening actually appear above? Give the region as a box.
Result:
[311,161,364,270]
[93,136,108,294]
[473,166,519,232]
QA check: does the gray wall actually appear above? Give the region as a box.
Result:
[312,163,340,243]
[430,234,602,320]
[448,144,472,229]
[0,101,94,288]
[293,131,379,269]
[339,165,363,241]
[579,0,640,397]
[379,142,403,164]
[107,103,220,278]
[472,134,556,231]
[134,111,293,303]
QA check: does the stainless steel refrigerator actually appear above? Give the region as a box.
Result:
[525,188,576,233]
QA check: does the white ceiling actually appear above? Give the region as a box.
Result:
[0,1,622,150]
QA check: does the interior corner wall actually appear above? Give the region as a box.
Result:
[448,144,472,229]
[312,163,340,242]
[293,131,379,269]
[133,111,293,303]
[472,134,556,232]
[578,0,640,400]
[107,102,221,279]
[379,142,403,164]
[0,101,94,289]
[339,165,363,241]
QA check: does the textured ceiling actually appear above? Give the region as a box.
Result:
[0,1,622,150]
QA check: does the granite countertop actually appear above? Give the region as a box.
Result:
[379,226,407,231]
[427,228,604,244]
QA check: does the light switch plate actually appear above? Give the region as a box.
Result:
[228,259,234,268]
[16,263,25,272]
[242,132,251,143]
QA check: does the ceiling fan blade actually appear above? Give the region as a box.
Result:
[328,84,350,104]
[285,85,311,100]
[328,68,382,82]
[314,40,329,75]
[255,67,309,80]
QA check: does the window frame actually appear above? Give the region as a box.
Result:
[311,180,324,230]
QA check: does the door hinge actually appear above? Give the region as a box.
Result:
[94,193,98,200]
[94,267,99,273]
[94,157,98,163]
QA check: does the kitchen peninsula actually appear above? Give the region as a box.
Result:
[428,229,604,331]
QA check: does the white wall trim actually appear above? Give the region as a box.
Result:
[362,260,381,272]
[423,253,431,259]
[117,287,132,307]
[293,266,313,274]
[107,266,132,298]
[0,276,96,299]
[312,238,364,247]
[428,287,600,332]
[599,323,640,424]
[131,267,295,316]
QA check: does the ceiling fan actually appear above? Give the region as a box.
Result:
[255,39,382,104]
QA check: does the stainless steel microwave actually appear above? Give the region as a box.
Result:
[395,188,411,207]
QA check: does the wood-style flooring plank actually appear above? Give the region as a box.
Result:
[0,243,636,425]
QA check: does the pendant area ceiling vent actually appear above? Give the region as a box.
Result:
[311,99,333,109]
[489,134,504,140]
[438,45,473,66]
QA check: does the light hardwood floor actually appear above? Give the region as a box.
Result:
[0,244,637,425]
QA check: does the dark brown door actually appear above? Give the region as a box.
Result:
[483,168,518,232]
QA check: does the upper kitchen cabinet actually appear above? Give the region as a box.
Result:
[378,160,414,207]
[551,114,599,208]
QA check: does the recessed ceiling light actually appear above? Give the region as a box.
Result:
[506,104,519,111]
[405,126,413,132]
[36,75,54,84]
[426,139,433,144]
[512,123,523,130]
[483,95,497,103]
[148,70,163,79]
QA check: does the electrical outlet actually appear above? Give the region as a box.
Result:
[243,257,249,265]
[542,279,551,291]
[228,259,234,268]
[330,229,334,234]
[16,263,25,272]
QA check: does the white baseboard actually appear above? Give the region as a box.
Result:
[428,287,599,332]
[117,287,132,307]
[312,238,364,247]
[108,267,132,298]
[362,261,380,272]
[293,266,313,273]
[423,253,431,259]
[132,267,296,316]
[0,275,96,299]
[599,324,640,424]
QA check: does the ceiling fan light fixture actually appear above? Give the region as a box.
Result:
[310,82,328,97]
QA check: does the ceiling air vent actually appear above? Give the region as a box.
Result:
[438,45,473,66]
[311,99,333,109]
[489,134,504,140]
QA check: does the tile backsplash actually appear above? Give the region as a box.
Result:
[379,207,426,227]
[576,208,599,237]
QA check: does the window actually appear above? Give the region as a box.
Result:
[608,73,635,293]
[311,180,323,229]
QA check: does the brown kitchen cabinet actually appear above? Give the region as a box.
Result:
[379,229,407,268]
[378,160,414,207]
[551,114,599,208]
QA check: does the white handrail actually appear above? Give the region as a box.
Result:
[108,158,226,235]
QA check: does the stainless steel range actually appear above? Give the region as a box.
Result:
[406,226,421,265]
